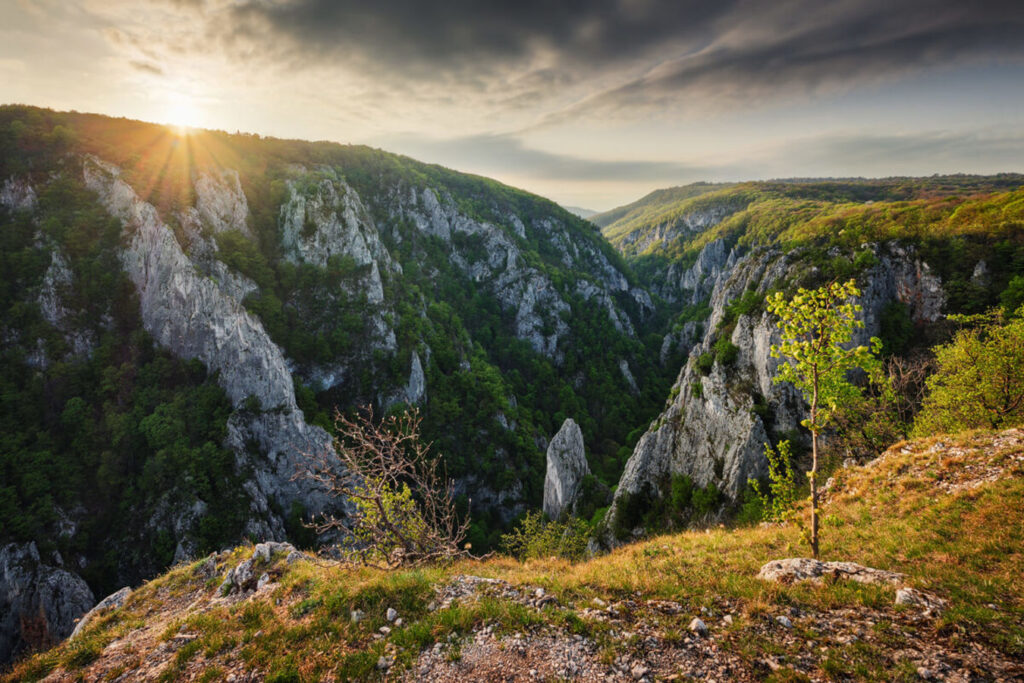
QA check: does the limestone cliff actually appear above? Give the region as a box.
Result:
[0,543,94,664]
[543,419,590,520]
[82,156,336,537]
[392,186,650,360]
[609,242,948,530]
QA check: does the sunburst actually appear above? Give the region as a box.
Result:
[163,97,202,136]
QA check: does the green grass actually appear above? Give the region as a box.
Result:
[5,429,1022,682]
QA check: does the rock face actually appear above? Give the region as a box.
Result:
[277,167,399,392]
[194,168,252,238]
[0,542,95,663]
[618,203,745,257]
[393,186,650,361]
[34,247,97,363]
[0,176,37,212]
[70,587,131,640]
[543,419,590,520]
[662,238,739,304]
[609,242,948,527]
[82,156,337,535]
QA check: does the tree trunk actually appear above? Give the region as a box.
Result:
[809,383,820,559]
[810,427,819,559]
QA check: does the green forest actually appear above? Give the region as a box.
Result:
[2,105,1023,597]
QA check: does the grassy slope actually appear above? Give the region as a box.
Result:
[9,429,1023,682]
[596,177,1024,260]
[590,182,731,230]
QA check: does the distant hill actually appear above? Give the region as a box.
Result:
[561,205,599,219]
[590,181,730,229]
[595,175,1024,259]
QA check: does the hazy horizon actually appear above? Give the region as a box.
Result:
[2,1,1022,211]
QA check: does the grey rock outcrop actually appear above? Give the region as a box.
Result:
[83,156,296,412]
[219,542,295,595]
[194,168,252,238]
[543,419,590,520]
[757,558,905,586]
[35,247,97,362]
[0,176,37,212]
[609,242,948,528]
[278,168,397,388]
[394,186,649,361]
[0,542,95,664]
[280,170,392,275]
[70,586,131,640]
[82,155,337,536]
[662,238,739,304]
[384,351,428,408]
[894,587,947,614]
[618,203,743,256]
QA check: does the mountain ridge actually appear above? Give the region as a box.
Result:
[2,105,1023,671]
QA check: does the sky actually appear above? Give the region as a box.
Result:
[1,0,1023,211]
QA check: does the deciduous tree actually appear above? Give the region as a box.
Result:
[767,279,883,558]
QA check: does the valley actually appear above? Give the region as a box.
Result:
[1,106,1023,678]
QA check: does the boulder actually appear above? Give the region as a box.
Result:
[70,586,131,640]
[757,558,905,586]
[543,419,590,520]
[219,542,296,596]
[895,587,947,614]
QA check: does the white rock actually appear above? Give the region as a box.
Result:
[543,418,590,520]
[70,586,131,640]
[757,558,905,586]
[82,155,338,525]
[895,587,947,614]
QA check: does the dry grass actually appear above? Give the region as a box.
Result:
[6,429,1022,682]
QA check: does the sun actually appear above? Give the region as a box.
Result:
[163,97,202,135]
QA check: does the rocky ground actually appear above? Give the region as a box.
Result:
[6,429,1023,682]
[404,573,1020,682]
[23,563,1020,682]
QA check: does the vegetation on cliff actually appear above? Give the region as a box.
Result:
[7,428,1022,681]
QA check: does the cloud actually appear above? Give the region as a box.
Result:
[184,0,1024,121]
[378,133,714,182]
[533,0,1024,124]
[129,59,164,75]
[776,128,1024,174]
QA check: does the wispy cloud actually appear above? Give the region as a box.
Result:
[2,0,1021,208]
[193,0,1024,123]
[381,133,715,182]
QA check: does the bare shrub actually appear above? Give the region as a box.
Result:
[827,352,936,461]
[296,406,470,568]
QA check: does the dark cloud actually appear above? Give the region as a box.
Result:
[378,133,714,182]
[556,1,1024,120]
[206,0,1023,110]
[221,0,735,76]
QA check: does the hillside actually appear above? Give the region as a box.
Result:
[0,105,675,602]
[3,104,1024,673]
[588,176,1024,539]
[7,428,1022,682]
